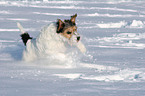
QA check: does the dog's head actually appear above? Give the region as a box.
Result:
[56,14,80,42]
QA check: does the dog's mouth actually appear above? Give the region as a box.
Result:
[73,31,81,42]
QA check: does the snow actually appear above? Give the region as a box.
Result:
[97,20,145,28]
[97,21,127,28]
[129,20,145,28]
[89,32,145,49]
[0,0,145,96]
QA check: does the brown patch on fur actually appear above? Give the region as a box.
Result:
[57,19,64,33]
[71,14,77,24]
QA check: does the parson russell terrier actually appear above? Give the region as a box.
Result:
[17,14,86,62]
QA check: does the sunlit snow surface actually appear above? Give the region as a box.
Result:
[0,0,145,96]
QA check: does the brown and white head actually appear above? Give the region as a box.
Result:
[56,14,80,42]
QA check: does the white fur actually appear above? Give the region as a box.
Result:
[22,23,86,62]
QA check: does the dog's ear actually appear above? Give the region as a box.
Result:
[71,14,77,23]
[57,19,64,33]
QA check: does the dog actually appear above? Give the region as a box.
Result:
[17,14,86,62]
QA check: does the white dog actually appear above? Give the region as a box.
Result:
[17,14,86,62]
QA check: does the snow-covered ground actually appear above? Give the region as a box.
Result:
[0,0,145,96]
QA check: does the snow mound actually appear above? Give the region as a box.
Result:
[97,20,145,28]
[23,50,82,69]
[81,69,145,82]
[53,73,82,80]
[97,21,127,28]
[88,33,145,49]
[80,63,119,71]
[53,63,145,82]
[128,20,145,28]
[53,67,145,82]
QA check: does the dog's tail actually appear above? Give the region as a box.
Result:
[17,22,32,46]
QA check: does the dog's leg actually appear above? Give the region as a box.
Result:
[17,22,32,46]
[76,41,86,53]
[68,34,86,53]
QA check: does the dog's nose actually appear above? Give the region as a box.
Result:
[77,36,80,42]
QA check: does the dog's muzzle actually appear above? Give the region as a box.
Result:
[77,36,80,42]
[74,31,80,42]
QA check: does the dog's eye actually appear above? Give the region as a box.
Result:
[67,31,72,34]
